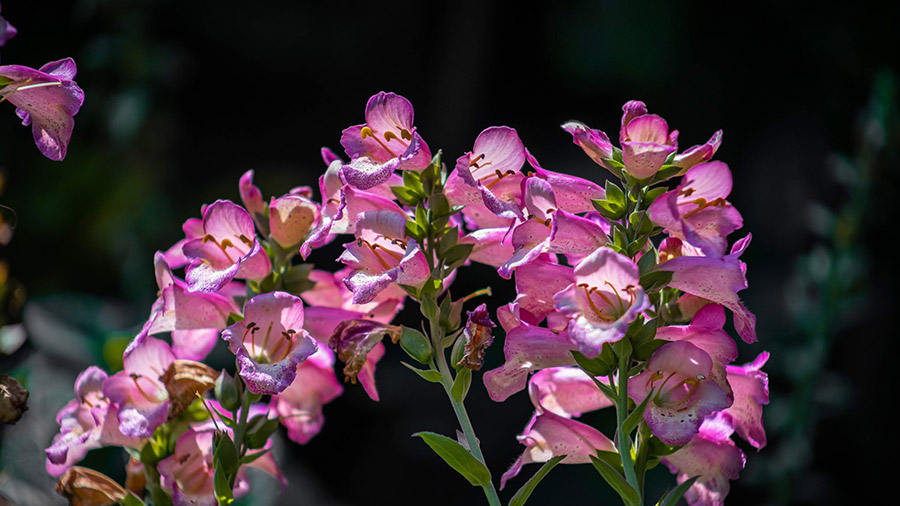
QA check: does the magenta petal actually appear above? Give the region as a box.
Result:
[674,130,723,170]
[561,121,613,166]
[171,329,220,361]
[341,156,402,190]
[526,150,605,213]
[461,227,516,269]
[471,126,526,175]
[514,259,574,324]
[620,100,649,141]
[483,322,576,402]
[185,257,241,293]
[239,170,268,232]
[529,367,613,417]
[724,352,769,449]
[116,402,170,439]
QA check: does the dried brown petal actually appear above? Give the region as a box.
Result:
[161,359,218,417]
[0,372,28,424]
[329,319,400,383]
[456,304,496,371]
[55,466,126,506]
[125,457,146,496]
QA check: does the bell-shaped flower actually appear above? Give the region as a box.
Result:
[500,383,616,490]
[269,194,319,248]
[553,248,650,357]
[648,161,743,257]
[529,367,613,418]
[162,217,204,269]
[483,305,577,402]
[498,177,608,279]
[338,209,430,305]
[674,130,723,172]
[722,352,769,449]
[629,341,732,446]
[661,413,746,506]
[182,200,271,293]
[222,291,317,395]
[270,347,344,444]
[619,101,678,180]
[561,120,614,168]
[460,226,517,268]
[301,267,405,325]
[0,58,84,160]
[144,253,238,342]
[45,367,143,477]
[158,425,283,506]
[340,91,431,189]
[655,234,757,343]
[103,337,176,438]
[446,126,527,221]
[513,256,574,325]
[524,149,605,214]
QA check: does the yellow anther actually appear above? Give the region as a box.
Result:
[400,128,413,141]
[238,234,254,246]
[384,131,400,143]
[360,126,375,139]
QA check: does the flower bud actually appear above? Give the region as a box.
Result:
[214,369,241,412]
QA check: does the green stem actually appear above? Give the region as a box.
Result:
[429,301,502,506]
[229,378,253,488]
[616,351,641,500]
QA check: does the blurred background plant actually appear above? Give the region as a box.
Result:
[0,0,897,504]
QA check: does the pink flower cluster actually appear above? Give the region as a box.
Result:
[44,92,766,506]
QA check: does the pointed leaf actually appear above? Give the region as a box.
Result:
[413,431,491,486]
[508,455,566,506]
[623,391,652,436]
[658,476,700,506]
[451,367,472,402]
[401,362,443,383]
[590,455,641,506]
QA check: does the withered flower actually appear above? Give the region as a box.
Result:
[456,303,496,371]
[329,319,400,383]
[55,466,126,506]
[160,359,218,417]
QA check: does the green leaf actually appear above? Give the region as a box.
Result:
[571,350,612,377]
[592,198,625,221]
[413,432,491,486]
[226,312,244,326]
[399,326,433,364]
[642,187,668,209]
[392,185,421,207]
[121,492,146,506]
[245,416,280,450]
[508,455,566,506]
[639,270,673,294]
[214,433,239,479]
[605,180,626,208]
[403,170,426,196]
[637,250,657,276]
[259,272,279,293]
[415,204,428,232]
[420,296,439,320]
[406,218,425,242]
[622,392,652,436]
[214,466,234,505]
[653,164,682,182]
[440,226,460,253]
[215,370,241,412]
[450,332,466,370]
[282,263,316,295]
[451,367,472,402]
[398,283,421,299]
[401,361,443,383]
[634,339,665,362]
[443,243,474,270]
[658,476,700,506]
[590,455,641,506]
[647,435,683,457]
[0,76,14,88]
[429,193,451,218]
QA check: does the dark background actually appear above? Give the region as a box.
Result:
[1,0,898,504]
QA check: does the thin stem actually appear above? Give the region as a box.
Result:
[616,351,641,500]
[429,300,502,506]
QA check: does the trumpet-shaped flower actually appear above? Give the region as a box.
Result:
[722,352,769,449]
[500,384,616,489]
[561,121,614,167]
[619,101,678,180]
[183,200,271,293]
[338,209,430,305]
[222,292,318,395]
[554,248,650,357]
[103,337,176,438]
[656,234,757,343]
[270,347,344,444]
[648,161,743,257]
[0,58,84,160]
[528,367,613,418]
[674,130,723,172]
[446,126,527,221]
[661,414,746,506]
[629,341,732,446]
[45,367,142,476]
[340,92,431,189]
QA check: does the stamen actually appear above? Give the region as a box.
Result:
[130,374,161,403]
[360,126,397,158]
[238,234,254,247]
[579,284,616,322]
[468,153,486,168]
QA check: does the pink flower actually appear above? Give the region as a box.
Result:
[182,200,272,293]
[238,170,321,248]
[619,101,678,180]
[445,126,527,221]
[0,58,84,160]
[674,130,723,172]
[500,384,616,490]
[561,120,614,167]
[270,347,344,444]
[0,3,16,46]
[629,341,732,446]
[722,352,770,449]
[103,337,176,438]
[648,161,743,257]
[45,367,142,476]
[554,248,650,357]
[528,367,613,418]
[661,414,746,506]
[338,209,430,305]
[222,291,318,395]
[656,234,757,343]
[340,92,431,189]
